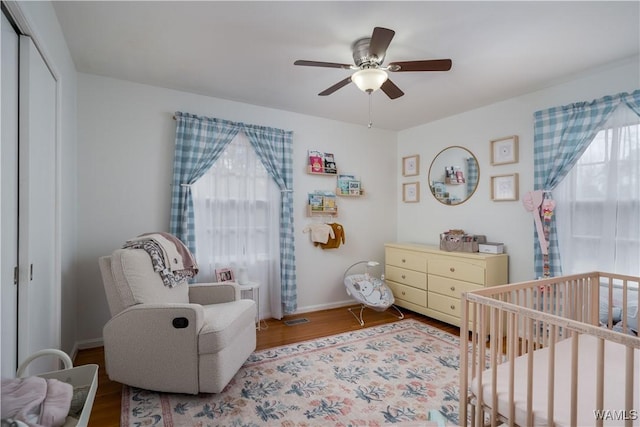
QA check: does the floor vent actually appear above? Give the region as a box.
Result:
[284,318,310,326]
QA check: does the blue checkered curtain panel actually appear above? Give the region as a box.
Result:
[533,90,640,278]
[242,124,297,314]
[170,112,240,254]
[170,112,298,314]
[466,157,478,196]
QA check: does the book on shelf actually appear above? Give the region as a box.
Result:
[323,152,337,174]
[322,191,337,211]
[308,150,324,173]
[308,192,324,211]
[337,174,356,195]
[348,180,361,195]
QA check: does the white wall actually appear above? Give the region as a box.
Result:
[76,74,397,344]
[10,1,78,356]
[397,57,640,283]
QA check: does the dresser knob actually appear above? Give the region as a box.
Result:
[450,286,456,291]
[402,258,406,263]
[450,267,455,272]
[450,304,456,310]
[401,275,406,279]
[402,291,406,296]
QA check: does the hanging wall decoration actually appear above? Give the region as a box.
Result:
[403,182,420,202]
[402,155,420,176]
[490,173,519,201]
[490,135,519,165]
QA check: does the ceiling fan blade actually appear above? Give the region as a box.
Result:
[368,27,395,61]
[380,79,404,99]
[388,59,452,72]
[294,60,352,69]
[318,77,352,96]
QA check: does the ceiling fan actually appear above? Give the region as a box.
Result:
[294,27,452,99]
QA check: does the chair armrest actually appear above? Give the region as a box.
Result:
[189,282,241,305]
[103,303,205,394]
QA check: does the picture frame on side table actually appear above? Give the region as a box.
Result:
[490,135,519,165]
[402,155,419,176]
[403,182,420,203]
[491,173,519,201]
[215,268,235,282]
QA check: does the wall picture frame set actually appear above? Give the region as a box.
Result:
[490,135,519,201]
[401,155,420,203]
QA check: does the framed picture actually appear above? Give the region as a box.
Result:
[491,173,519,201]
[490,135,519,165]
[215,268,235,282]
[402,155,419,176]
[403,182,420,203]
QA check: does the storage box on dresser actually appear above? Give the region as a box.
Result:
[384,243,509,327]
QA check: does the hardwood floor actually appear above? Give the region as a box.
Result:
[73,305,459,427]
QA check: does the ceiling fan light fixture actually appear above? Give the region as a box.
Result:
[351,68,388,93]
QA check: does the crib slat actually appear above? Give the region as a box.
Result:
[596,337,604,427]
[570,334,579,427]
[547,325,556,425]
[459,296,469,427]
[526,317,534,426]
[625,346,634,427]
[476,302,487,427]
[491,307,498,427]
[508,312,516,427]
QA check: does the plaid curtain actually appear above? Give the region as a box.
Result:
[170,112,297,314]
[169,112,240,254]
[242,125,296,314]
[532,90,640,278]
[466,157,479,196]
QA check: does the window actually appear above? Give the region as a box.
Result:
[556,105,640,276]
[191,132,280,287]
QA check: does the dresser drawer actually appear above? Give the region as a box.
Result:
[428,259,485,285]
[385,248,427,272]
[428,275,484,298]
[385,265,427,290]
[387,281,427,307]
[428,292,461,319]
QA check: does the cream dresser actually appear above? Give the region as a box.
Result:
[385,243,508,327]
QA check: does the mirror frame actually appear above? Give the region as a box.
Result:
[428,146,480,206]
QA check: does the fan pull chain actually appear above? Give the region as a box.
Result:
[368,92,373,128]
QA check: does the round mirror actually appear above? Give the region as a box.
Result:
[428,146,479,205]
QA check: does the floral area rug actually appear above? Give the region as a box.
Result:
[121,319,463,426]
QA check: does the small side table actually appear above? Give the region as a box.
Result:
[238,281,267,330]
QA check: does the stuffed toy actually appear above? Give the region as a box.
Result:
[353,280,383,305]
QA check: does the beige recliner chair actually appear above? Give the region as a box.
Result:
[98,248,256,394]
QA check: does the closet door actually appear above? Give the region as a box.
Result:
[1,10,20,378]
[17,35,59,375]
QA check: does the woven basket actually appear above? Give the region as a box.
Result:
[439,234,486,253]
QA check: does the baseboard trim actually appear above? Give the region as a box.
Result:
[76,337,104,350]
[292,299,357,315]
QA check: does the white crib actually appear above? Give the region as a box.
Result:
[460,272,640,427]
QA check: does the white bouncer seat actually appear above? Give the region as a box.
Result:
[344,261,404,326]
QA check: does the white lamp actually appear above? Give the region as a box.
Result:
[351,69,388,93]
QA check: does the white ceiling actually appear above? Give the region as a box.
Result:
[52,1,640,131]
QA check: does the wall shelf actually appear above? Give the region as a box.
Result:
[306,165,338,176]
[336,188,365,197]
[307,205,338,217]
